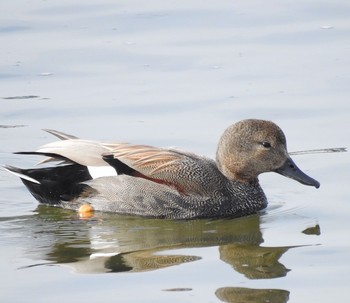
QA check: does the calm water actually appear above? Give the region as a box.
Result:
[1,1,349,302]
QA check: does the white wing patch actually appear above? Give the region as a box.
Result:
[87,166,118,179]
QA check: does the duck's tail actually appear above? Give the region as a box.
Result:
[4,165,41,184]
[4,164,92,206]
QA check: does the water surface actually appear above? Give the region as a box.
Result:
[1,1,349,302]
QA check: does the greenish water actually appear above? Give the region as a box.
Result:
[1,0,349,302]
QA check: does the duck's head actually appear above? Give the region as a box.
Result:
[216,119,320,188]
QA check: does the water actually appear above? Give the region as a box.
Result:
[1,0,349,302]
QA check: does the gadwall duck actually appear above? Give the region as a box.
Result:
[5,119,320,219]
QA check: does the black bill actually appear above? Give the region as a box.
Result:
[275,157,320,188]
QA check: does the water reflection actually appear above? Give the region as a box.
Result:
[1,205,303,279]
[219,244,290,279]
[216,287,289,303]
[1,206,322,302]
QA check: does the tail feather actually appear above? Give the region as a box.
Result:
[13,151,73,165]
[4,165,40,184]
[4,164,92,206]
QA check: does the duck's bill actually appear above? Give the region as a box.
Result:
[275,157,320,188]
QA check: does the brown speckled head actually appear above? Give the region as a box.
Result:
[216,119,319,188]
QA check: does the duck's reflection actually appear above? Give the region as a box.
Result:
[12,205,317,281]
[219,244,290,279]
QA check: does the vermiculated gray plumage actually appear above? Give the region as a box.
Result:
[5,119,320,219]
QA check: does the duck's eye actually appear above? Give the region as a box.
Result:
[261,141,271,148]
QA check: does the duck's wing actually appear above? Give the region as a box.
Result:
[104,144,219,195]
[37,139,119,166]
[14,128,122,167]
[14,129,124,179]
[16,139,117,167]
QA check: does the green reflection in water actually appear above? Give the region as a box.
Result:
[216,287,289,303]
[2,205,300,280]
[302,224,321,235]
[219,244,290,279]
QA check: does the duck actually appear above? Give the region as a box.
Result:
[4,119,320,219]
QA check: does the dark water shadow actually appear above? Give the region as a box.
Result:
[0,205,309,281]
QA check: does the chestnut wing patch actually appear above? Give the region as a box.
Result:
[104,144,214,195]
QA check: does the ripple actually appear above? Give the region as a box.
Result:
[2,95,40,100]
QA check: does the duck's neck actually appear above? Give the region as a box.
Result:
[216,137,259,184]
[217,161,258,185]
